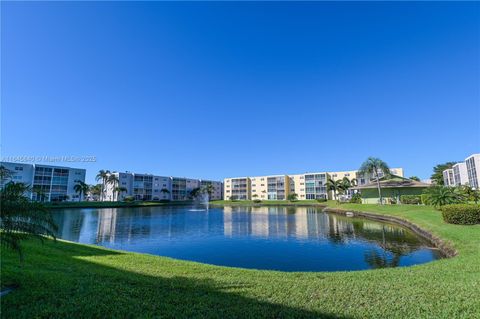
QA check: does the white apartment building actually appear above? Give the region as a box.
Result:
[452,162,468,186]
[465,154,480,189]
[0,162,86,202]
[224,168,404,201]
[442,154,480,189]
[442,168,455,186]
[104,172,223,201]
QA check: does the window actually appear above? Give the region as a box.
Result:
[15,166,23,171]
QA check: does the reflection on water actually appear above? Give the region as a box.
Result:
[52,206,442,271]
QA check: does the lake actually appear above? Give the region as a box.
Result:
[51,205,442,271]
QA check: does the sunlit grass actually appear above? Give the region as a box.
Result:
[2,203,479,318]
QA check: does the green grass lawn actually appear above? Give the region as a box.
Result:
[2,203,479,318]
[210,199,326,206]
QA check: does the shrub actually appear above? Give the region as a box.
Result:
[253,199,262,203]
[423,186,465,207]
[287,193,298,201]
[421,193,431,205]
[400,195,421,205]
[440,204,480,225]
[349,193,362,204]
[316,198,327,203]
[123,196,134,202]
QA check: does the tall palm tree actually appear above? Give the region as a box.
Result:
[359,157,391,205]
[107,174,120,201]
[95,170,111,201]
[73,180,89,202]
[326,178,343,201]
[0,182,58,262]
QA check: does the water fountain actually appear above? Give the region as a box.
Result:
[189,191,209,211]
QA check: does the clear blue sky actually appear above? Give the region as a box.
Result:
[2,2,479,184]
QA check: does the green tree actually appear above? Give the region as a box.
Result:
[115,186,128,200]
[202,184,215,198]
[73,180,89,202]
[424,186,463,207]
[107,174,120,201]
[326,178,343,201]
[458,185,480,204]
[358,157,391,205]
[95,170,111,201]
[32,185,48,202]
[189,187,202,199]
[89,184,103,201]
[160,188,170,200]
[0,165,14,184]
[287,193,298,201]
[0,182,58,262]
[431,162,457,185]
[338,177,356,195]
[409,176,421,182]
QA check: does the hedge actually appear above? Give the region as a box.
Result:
[421,193,431,205]
[400,195,421,205]
[440,204,480,225]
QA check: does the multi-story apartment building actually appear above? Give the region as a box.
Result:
[172,177,200,201]
[224,168,404,201]
[442,169,455,186]
[224,177,251,200]
[465,154,480,189]
[0,162,86,202]
[442,154,480,189]
[200,180,223,200]
[452,162,468,186]
[104,172,222,201]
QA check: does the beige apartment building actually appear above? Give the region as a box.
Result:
[224,168,403,201]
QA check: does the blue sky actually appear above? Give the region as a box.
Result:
[2,2,479,184]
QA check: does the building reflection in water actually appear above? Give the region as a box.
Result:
[52,206,438,270]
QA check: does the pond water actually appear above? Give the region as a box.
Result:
[51,206,442,271]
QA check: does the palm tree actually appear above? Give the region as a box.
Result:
[73,180,89,202]
[115,186,128,201]
[32,185,47,202]
[0,165,14,184]
[0,182,58,262]
[189,187,201,199]
[107,174,120,201]
[95,170,111,201]
[160,188,170,200]
[326,178,343,201]
[425,186,463,207]
[338,177,353,195]
[202,184,215,198]
[89,184,103,201]
[359,157,391,205]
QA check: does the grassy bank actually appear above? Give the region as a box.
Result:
[1,204,479,318]
[45,200,193,209]
[210,199,326,206]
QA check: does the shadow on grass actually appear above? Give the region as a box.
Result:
[1,240,348,319]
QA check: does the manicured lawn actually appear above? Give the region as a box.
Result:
[45,200,193,209]
[210,199,325,206]
[2,203,479,318]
